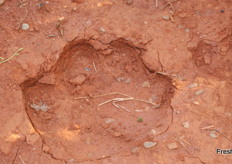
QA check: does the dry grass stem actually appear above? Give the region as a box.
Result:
[74,92,160,112]
[93,61,97,72]
[0,48,24,65]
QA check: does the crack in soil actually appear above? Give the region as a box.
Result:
[12,146,20,164]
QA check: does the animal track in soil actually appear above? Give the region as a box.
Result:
[20,38,174,161]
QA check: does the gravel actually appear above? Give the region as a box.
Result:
[144,141,157,148]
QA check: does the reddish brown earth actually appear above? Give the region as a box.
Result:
[0,0,232,164]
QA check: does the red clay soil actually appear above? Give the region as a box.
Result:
[0,0,232,164]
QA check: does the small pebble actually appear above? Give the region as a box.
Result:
[58,16,65,21]
[113,132,122,137]
[178,25,184,29]
[167,142,178,150]
[195,90,204,96]
[99,27,106,32]
[84,67,90,71]
[72,7,78,11]
[144,141,157,148]
[131,147,139,154]
[193,101,200,105]
[142,81,150,88]
[210,130,219,138]
[22,23,30,30]
[0,0,5,7]
[125,78,131,83]
[183,122,190,128]
[116,77,124,82]
[188,83,198,88]
[126,0,133,5]
[151,129,157,135]
[162,15,170,20]
[105,118,115,124]
[185,28,190,33]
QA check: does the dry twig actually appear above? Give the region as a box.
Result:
[201,125,214,130]
[175,136,200,154]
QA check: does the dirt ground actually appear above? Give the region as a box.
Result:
[0,0,232,163]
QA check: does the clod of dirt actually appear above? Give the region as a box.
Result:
[69,74,86,85]
[144,141,157,148]
[42,144,50,153]
[26,133,40,145]
[220,46,228,52]
[167,142,178,150]
[191,41,215,67]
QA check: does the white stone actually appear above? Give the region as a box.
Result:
[144,141,157,148]
[22,23,30,30]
